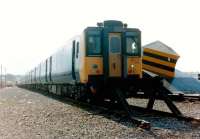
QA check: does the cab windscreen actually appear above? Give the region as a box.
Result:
[86,31,101,56]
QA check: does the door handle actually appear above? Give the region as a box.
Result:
[112,63,116,70]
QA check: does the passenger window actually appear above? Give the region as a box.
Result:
[126,37,139,55]
[87,36,101,55]
[110,36,121,53]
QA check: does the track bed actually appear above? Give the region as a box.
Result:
[1,87,200,139]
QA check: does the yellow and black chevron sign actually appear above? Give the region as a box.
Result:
[142,41,179,78]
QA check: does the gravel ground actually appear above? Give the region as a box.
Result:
[0,87,199,139]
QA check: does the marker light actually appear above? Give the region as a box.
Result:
[131,64,134,73]
[131,64,135,68]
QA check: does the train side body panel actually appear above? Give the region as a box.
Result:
[40,61,46,84]
[35,64,41,84]
[50,37,81,84]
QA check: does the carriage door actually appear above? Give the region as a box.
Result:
[72,41,76,80]
[108,33,122,77]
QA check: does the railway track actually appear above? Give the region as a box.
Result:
[28,88,200,130]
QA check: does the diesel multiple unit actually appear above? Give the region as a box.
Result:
[23,20,143,99]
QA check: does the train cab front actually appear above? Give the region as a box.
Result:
[84,20,142,90]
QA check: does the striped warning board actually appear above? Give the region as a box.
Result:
[142,41,179,78]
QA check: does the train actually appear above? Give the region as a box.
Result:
[20,20,146,101]
[20,20,181,103]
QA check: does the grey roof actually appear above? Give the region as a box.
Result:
[143,41,179,56]
[168,69,200,94]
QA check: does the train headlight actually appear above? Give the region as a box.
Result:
[92,64,98,69]
[92,64,100,74]
[131,64,135,68]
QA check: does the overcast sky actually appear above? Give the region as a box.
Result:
[0,0,200,75]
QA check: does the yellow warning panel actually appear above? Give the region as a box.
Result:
[142,41,179,78]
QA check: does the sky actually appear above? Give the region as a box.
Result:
[0,0,200,75]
